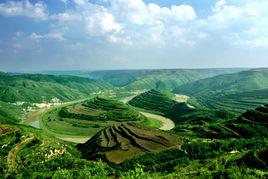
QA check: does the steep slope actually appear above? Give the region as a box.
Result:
[178,104,268,139]
[128,89,205,124]
[77,123,179,163]
[0,101,24,124]
[128,89,178,115]
[174,69,268,114]
[0,124,109,178]
[0,73,111,103]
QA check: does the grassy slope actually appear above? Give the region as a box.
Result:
[128,89,178,115]
[41,97,146,137]
[128,89,233,124]
[0,101,24,124]
[88,68,245,90]
[0,124,109,178]
[0,73,111,103]
[174,69,268,114]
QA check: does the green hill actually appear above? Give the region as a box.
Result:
[59,97,145,122]
[174,69,268,114]
[79,68,245,90]
[176,104,268,139]
[128,89,212,124]
[128,89,178,115]
[0,102,24,124]
[41,97,146,137]
[0,73,111,103]
[0,124,109,178]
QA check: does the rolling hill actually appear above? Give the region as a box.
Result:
[176,104,268,139]
[0,73,111,103]
[174,69,268,114]
[128,89,179,115]
[41,97,146,137]
[43,68,245,90]
[128,89,231,124]
[77,123,179,163]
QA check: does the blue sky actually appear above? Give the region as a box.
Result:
[0,0,268,71]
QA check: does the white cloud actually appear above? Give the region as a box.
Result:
[51,12,81,22]
[30,32,65,41]
[0,0,48,20]
[73,0,88,6]
[60,0,70,5]
[108,35,132,46]
[86,10,123,35]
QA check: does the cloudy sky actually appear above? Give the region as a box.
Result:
[0,0,268,71]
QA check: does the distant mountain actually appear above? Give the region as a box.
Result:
[0,73,111,103]
[89,68,246,90]
[40,68,246,90]
[174,69,268,114]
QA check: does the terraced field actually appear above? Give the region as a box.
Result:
[60,97,145,122]
[177,104,268,139]
[77,123,179,163]
[0,124,111,178]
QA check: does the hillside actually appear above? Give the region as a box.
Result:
[174,69,268,114]
[41,97,146,138]
[128,89,227,124]
[77,123,179,163]
[0,73,111,103]
[45,68,244,90]
[128,89,178,115]
[0,102,24,124]
[0,124,109,178]
[59,97,145,122]
[176,104,268,139]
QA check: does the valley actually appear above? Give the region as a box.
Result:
[1,68,268,178]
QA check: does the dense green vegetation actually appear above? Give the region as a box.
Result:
[0,124,110,178]
[128,89,233,124]
[85,68,244,90]
[0,73,111,103]
[0,102,24,124]
[174,69,268,114]
[129,89,178,115]
[1,69,268,178]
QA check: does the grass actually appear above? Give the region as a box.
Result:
[0,124,109,178]
[0,101,24,124]
[174,69,268,115]
[142,117,163,129]
[0,73,111,103]
[40,97,147,138]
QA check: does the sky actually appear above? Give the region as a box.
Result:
[0,0,268,71]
